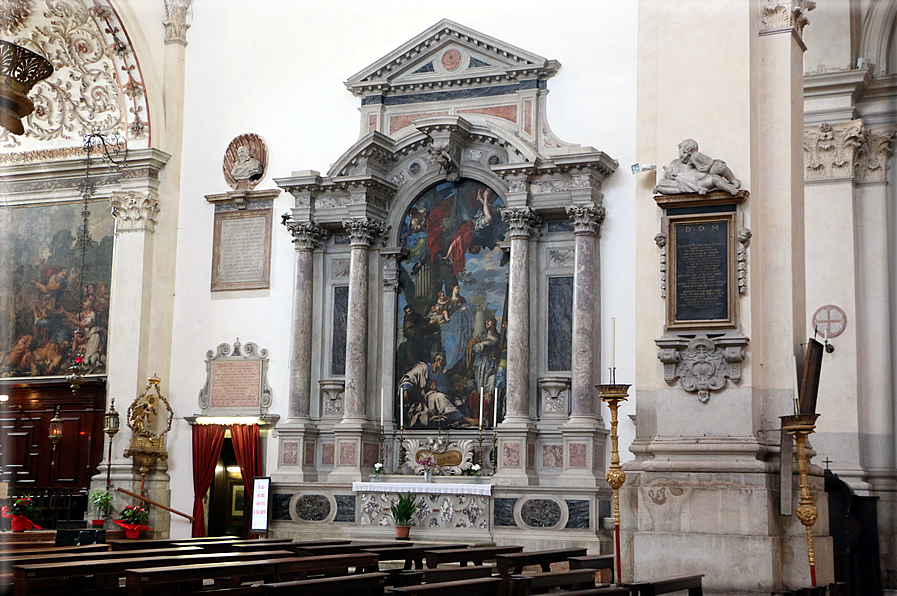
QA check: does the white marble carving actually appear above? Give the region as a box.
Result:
[548,248,575,268]
[654,139,742,196]
[737,228,751,294]
[163,0,192,45]
[655,233,667,299]
[111,191,159,233]
[760,0,815,38]
[657,334,747,403]
[855,125,896,183]
[358,491,488,529]
[803,121,863,181]
[319,380,345,416]
[401,436,475,475]
[283,219,325,251]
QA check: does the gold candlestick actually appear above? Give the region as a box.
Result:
[598,383,630,584]
[782,413,820,587]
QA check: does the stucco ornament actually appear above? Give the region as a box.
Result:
[401,436,474,475]
[654,139,742,196]
[0,0,33,34]
[223,133,268,191]
[427,139,460,182]
[658,335,745,403]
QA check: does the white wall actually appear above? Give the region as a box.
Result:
[165,1,639,536]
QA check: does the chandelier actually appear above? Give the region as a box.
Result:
[0,40,53,135]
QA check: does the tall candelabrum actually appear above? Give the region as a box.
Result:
[781,413,821,587]
[396,426,406,475]
[378,424,385,468]
[598,382,630,584]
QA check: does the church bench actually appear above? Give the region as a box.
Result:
[548,588,630,596]
[12,550,295,596]
[495,548,588,575]
[0,543,109,557]
[395,565,495,587]
[296,542,407,557]
[361,544,467,570]
[389,577,502,596]
[623,574,703,596]
[508,568,597,596]
[568,554,616,584]
[123,553,380,595]
[2,546,203,567]
[425,545,523,568]
[173,539,295,553]
[259,571,389,595]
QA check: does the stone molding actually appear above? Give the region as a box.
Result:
[501,207,541,239]
[565,203,605,236]
[204,188,280,211]
[319,379,345,416]
[855,125,897,183]
[197,339,272,415]
[343,217,389,247]
[381,247,405,291]
[282,218,326,251]
[654,233,667,299]
[656,334,748,403]
[759,0,815,40]
[163,0,192,45]
[737,228,752,294]
[110,190,159,233]
[804,120,863,181]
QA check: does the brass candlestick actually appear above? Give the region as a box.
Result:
[378,424,385,467]
[478,426,485,470]
[397,426,405,475]
[782,413,820,587]
[491,431,498,476]
[598,383,630,584]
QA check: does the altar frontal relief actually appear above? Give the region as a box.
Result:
[0,201,113,378]
[396,179,508,430]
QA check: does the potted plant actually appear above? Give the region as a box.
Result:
[89,489,114,526]
[114,504,151,539]
[390,492,417,540]
[470,463,482,483]
[1,495,41,532]
[372,462,384,482]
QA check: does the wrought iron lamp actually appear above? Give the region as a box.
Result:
[0,41,53,136]
[48,404,63,468]
[104,399,120,489]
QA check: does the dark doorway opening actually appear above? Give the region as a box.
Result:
[207,438,247,537]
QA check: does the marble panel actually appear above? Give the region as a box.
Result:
[548,276,573,371]
[362,443,379,466]
[304,442,315,466]
[339,441,357,466]
[494,497,518,527]
[503,442,521,467]
[565,499,590,529]
[322,443,335,465]
[282,441,298,465]
[272,493,292,521]
[524,99,533,134]
[527,443,535,468]
[331,285,349,375]
[295,494,331,522]
[543,444,564,468]
[569,443,588,468]
[458,105,517,123]
[521,498,562,528]
[335,495,356,522]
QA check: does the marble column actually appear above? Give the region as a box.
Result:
[566,203,605,420]
[380,248,403,468]
[283,220,326,420]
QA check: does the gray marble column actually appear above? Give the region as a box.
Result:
[342,217,388,422]
[566,204,605,419]
[380,248,404,431]
[283,220,325,419]
[501,207,541,423]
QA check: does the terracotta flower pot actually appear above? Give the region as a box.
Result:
[395,525,411,540]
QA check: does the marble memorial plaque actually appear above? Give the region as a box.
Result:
[211,208,272,291]
[210,360,262,408]
[668,212,736,329]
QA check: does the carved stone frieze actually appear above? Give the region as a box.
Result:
[803,120,863,181]
[565,203,605,236]
[656,334,748,403]
[0,0,33,35]
[343,217,389,247]
[110,190,159,233]
[760,0,815,38]
[163,0,192,45]
[655,233,667,299]
[401,436,475,475]
[855,125,897,183]
[282,218,326,251]
[737,227,752,294]
[501,207,541,239]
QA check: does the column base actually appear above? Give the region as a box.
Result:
[555,417,609,487]
[326,421,381,483]
[492,421,539,486]
[271,419,319,483]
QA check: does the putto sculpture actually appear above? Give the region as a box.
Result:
[653,139,741,196]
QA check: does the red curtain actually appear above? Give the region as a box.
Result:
[191,424,226,537]
[230,424,261,539]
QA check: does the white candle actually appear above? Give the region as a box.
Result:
[611,317,616,376]
[479,387,484,429]
[792,355,800,414]
[380,387,384,427]
[400,389,405,429]
[494,387,499,427]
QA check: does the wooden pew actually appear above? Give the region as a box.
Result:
[361,544,466,571]
[623,574,703,596]
[295,542,405,557]
[106,536,239,550]
[124,553,379,595]
[3,546,203,567]
[12,550,295,596]
[260,571,389,595]
[568,554,616,584]
[0,544,109,557]
[389,577,502,596]
[495,548,588,575]
[509,569,597,596]
[425,546,523,568]
[169,538,295,553]
[396,565,495,588]
[552,589,631,596]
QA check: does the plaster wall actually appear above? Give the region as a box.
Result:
[165,1,638,537]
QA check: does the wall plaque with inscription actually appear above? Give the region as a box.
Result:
[211,208,272,291]
[198,340,273,415]
[668,212,737,329]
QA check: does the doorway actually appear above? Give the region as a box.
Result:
[207,438,247,537]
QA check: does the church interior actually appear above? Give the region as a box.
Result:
[1,1,896,595]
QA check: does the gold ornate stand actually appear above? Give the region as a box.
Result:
[781,413,820,587]
[123,376,173,494]
[598,383,630,583]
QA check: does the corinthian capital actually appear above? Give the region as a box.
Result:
[501,207,541,239]
[110,191,159,233]
[282,215,326,251]
[855,125,897,183]
[343,217,389,247]
[760,0,815,39]
[163,0,192,45]
[804,120,864,181]
[565,203,606,236]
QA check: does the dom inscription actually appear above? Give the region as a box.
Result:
[675,221,728,321]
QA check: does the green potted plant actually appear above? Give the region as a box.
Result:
[390,492,417,540]
[89,489,114,526]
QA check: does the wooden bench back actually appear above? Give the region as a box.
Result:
[623,574,703,596]
[398,565,495,587]
[425,545,523,568]
[495,548,588,575]
[296,542,405,556]
[390,577,502,596]
[260,571,389,595]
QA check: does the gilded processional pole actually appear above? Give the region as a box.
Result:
[598,382,629,583]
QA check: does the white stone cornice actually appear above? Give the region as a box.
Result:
[759,0,815,45]
[163,0,191,45]
[855,125,897,183]
[803,120,864,181]
[111,190,160,233]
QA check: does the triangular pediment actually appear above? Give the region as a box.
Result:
[345,19,559,96]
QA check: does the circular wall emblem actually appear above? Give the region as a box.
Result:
[812,305,847,339]
[441,49,463,71]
